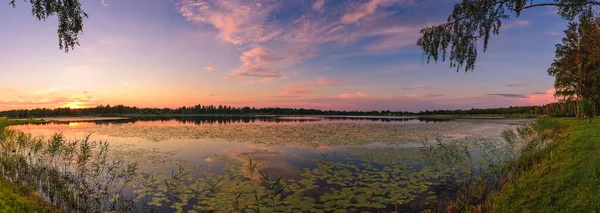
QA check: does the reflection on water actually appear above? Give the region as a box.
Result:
[5,116,518,212]
[37,115,449,126]
[10,116,508,180]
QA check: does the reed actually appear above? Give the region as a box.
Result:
[0,118,556,212]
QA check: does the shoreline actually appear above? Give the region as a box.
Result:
[4,113,536,123]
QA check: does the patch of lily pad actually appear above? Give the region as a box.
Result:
[1,119,535,212]
[12,121,519,147]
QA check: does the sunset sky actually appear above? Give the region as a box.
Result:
[0,0,565,111]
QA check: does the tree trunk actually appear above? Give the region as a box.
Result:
[576,100,581,118]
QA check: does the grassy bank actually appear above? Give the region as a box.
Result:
[0,118,53,212]
[489,118,600,212]
[0,176,54,213]
[0,118,44,129]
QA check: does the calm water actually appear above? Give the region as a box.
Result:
[38,115,449,125]
[8,116,524,212]
[12,116,446,176]
[9,116,521,176]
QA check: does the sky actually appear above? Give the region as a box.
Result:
[0,0,568,111]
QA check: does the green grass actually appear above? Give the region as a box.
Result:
[0,117,53,213]
[491,118,600,212]
[0,117,44,129]
[0,176,54,213]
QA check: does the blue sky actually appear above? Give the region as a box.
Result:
[0,0,567,111]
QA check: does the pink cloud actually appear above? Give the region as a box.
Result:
[341,0,392,24]
[326,25,425,58]
[176,0,281,45]
[363,33,420,52]
[312,0,326,11]
[240,47,278,65]
[502,20,531,30]
[403,93,443,98]
[205,65,217,71]
[282,77,341,95]
[525,89,556,105]
[400,85,431,91]
[282,86,312,95]
[316,78,341,86]
[337,92,371,98]
[230,46,284,78]
[482,89,556,106]
[230,46,315,79]
[175,0,440,80]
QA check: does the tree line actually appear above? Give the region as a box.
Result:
[0,104,412,118]
[419,101,590,117]
[0,101,595,118]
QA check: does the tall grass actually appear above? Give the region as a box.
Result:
[418,117,560,212]
[487,118,600,212]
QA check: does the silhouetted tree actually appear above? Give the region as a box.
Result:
[417,0,600,72]
[9,0,87,52]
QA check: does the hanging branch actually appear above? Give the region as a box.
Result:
[417,0,600,72]
[9,0,88,52]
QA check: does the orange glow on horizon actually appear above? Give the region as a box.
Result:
[63,102,84,109]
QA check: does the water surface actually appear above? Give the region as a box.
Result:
[9,116,528,211]
[10,116,525,175]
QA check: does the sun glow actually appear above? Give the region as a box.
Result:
[64,102,83,109]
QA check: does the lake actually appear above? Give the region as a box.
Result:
[7,116,529,212]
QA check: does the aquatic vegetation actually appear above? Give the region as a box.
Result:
[0,118,543,212]
[420,118,560,212]
[11,120,520,147]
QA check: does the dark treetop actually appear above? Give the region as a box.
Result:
[9,0,87,52]
[0,102,592,118]
[417,0,600,72]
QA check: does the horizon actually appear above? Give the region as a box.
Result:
[0,102,553,114]
[1,0,560,111]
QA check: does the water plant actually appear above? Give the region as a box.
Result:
[0,118,557,212]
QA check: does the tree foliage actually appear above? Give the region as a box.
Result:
[2,102,598,118]
[548,16,600,120]
[417,0,600,72]
[548,22,582,102]
[9,0,87,52]
[0,104,414,118]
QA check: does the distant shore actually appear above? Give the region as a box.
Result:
[5,113,538,123]
[13,117,130,122]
